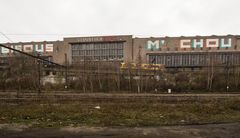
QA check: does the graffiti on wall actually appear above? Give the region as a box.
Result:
[180,38,232,48]
[146,40,165,50]
[146,37,232,51]
[0,44,54,54]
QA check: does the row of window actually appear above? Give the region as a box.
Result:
[71,43,124,50]
[148,52,240,67]
[72,49,123,56]
[71,42,124,64]
[72,55,123,62]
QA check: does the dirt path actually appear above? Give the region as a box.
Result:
[0,123,239,138]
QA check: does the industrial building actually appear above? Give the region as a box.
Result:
[1,35,240,69]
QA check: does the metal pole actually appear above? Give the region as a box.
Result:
[37,53,41,94]
[226,56,230,93]
[64,53,68,89]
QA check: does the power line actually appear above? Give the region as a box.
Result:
[3,33,135,36]
[2,34,86,36]
[0,32,14,42]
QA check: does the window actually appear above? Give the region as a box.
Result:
[71,42,124,64]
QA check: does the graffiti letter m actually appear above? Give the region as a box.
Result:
[146,40,160,50]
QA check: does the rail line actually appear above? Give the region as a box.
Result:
[0,92,239,103]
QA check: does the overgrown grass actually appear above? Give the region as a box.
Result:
[0,99,239,128]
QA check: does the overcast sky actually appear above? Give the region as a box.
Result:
[0,0,239,43]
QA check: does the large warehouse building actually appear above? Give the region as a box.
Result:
[1,35,240,68]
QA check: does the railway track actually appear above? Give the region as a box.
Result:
[0,92,239,103]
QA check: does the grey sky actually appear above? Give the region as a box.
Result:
[0,0,239,42]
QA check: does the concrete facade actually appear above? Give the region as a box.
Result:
[135,35,240,67]
[1,41,64,64]
[1,35,240,68]
[64,35,133,64]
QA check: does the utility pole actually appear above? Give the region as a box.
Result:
[37,53,41,94]
[226,56,230,93]
[64,53,68,89]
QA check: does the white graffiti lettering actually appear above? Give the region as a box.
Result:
[146,40,165,50]
[0,44,54,54]
[180,38,232,48]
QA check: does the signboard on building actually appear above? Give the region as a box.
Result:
[76,36,123,43]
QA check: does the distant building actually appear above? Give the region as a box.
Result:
[1,35,240,69]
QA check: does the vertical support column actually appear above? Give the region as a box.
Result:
[65,53,68,90]
[37,53,41,94]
